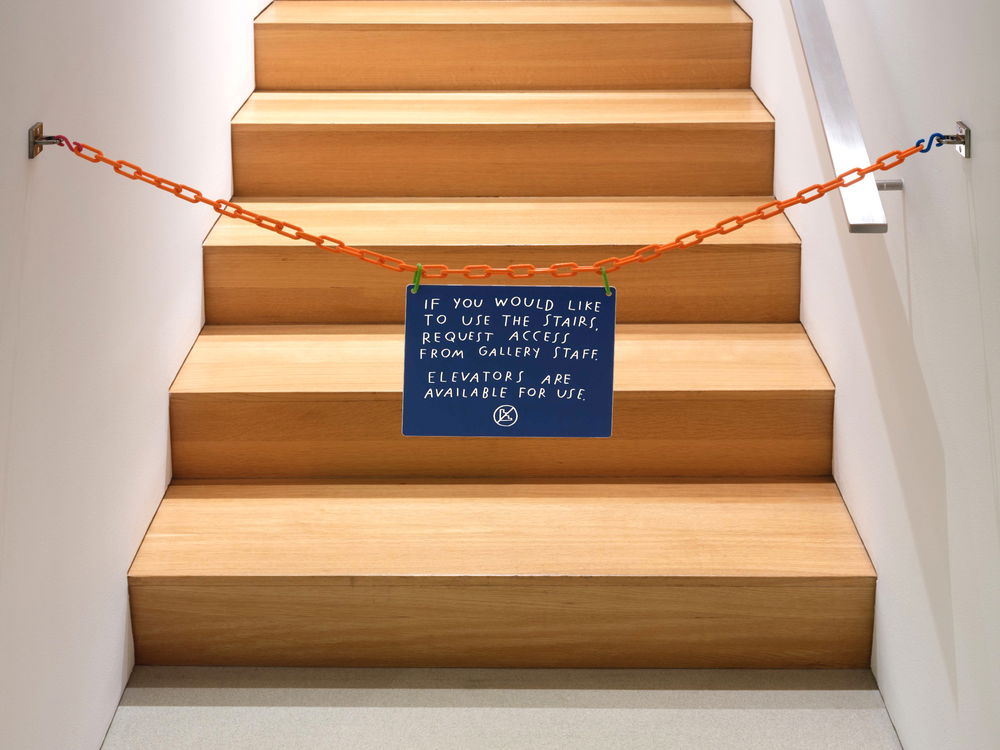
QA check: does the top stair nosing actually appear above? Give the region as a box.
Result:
[256,1,753,28]
[254,1,753,91]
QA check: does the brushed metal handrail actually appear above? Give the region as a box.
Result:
[790,0,893,233]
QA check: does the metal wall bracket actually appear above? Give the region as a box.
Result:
[28,122,63,159]
[938,121,971,158]
[876,179,904,192]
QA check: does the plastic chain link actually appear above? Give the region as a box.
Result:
[47,134,935,280]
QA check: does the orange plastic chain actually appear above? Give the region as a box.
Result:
[49,135,923,280]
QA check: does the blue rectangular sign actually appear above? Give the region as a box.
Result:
[402,285,616,437]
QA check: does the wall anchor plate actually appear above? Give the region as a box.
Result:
[937,121,971,158]
[28,122,45,159]
[28,122,65,159]
[954,121,970,158]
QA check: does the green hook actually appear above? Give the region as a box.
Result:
[411,263,423,294]
[601,267,612,297]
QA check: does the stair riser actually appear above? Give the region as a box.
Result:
[169,393,832,479]
[232,126,774,197]
[254,24,751,90]
[204,244,800,324]
[130,578,873,667]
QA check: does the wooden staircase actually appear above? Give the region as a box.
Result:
[129,0,875,668]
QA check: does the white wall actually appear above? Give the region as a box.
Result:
[737,1,1000,747]
[0,2,269,748]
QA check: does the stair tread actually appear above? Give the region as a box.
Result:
[129,480,873,580]
[233,90,773,127]
[206,197,799,249]
[258,0,751,26]
[253,1,751,93]
[170,324,832,395]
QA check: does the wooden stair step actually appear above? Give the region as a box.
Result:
[231,91,774,196]
[169,324,833,479]
[204,197,800,324]
[129,480,874,667]
[254,0,752,90]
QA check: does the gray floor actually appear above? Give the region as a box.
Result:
[102,667,902,749]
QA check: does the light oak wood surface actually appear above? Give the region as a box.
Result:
[131,481,871,579]
[171,324,831,394]
[255,0,751,90]
[259,1,753,25]
[130,578,873,667]
[233,90,773,126]
[204,197,801,324]
[129,480,873,667]
[129,0,877,669]
[169,393,832,479]
[231,91,774,196]
[168,324,833,479]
